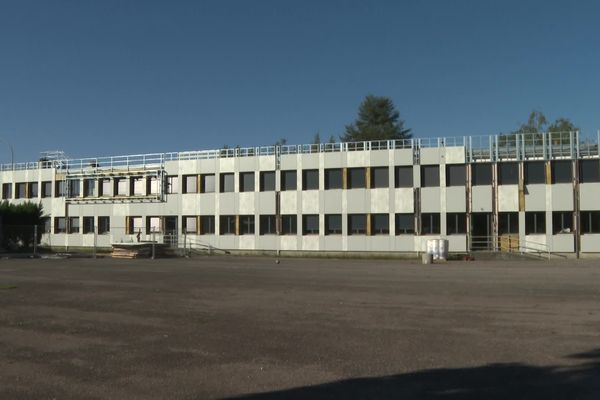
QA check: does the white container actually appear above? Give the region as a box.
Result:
[438,239,449,261]
[427,239,439,260]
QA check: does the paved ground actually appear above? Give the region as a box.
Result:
[0,256,599,399]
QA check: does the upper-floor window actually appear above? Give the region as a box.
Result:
[131,177,144,196]
[41,181,52,198]
[68,179,81,197]
[580,160,600,183]
[395,166,413,188]
[239,172,255,192]
[220,173,234,193]
[28,182,39,198]
[183,175,198,194]
[281,170,297,191]
[525,162,545,185]
[55,181,67,197]
[83,179,95,197]
[98,216,110,234]
[114,178,128,196]
[551,161,572,184]
[421,165,439,187]
[15,182,27,199]
[324,169,342,189]
[2,183,12,199]
[446,165,466,187]
[347,168,366,189]
[498,163,519,185]
[166,176,179,194]
[302,169,319,190]
[371,167,388,188]
[200,174,215,193]
[472,163,492,186]
[260,171,275,191]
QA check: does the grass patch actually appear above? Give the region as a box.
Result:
[0,284,17,290]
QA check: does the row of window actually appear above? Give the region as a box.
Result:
[5,160,599,200]
[48,211,600,236]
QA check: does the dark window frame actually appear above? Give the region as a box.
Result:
[421,165,440,187]
[525,212,546,234]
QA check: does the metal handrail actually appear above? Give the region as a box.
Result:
[0,131,593,173]
[470,235,551,259]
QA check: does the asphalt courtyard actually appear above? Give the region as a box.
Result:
[1,256,599,400]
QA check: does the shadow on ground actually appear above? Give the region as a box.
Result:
[223,349,600,400]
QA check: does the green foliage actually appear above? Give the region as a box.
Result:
[342,95,411,142]
[0,201,46,249]
[312,133,321,145]
[499,111,578,146]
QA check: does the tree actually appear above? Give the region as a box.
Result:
[548,118,578,144]
[517,110,547,134]
[311,133,321,145]
[327,135,336,144]
[341,95,411,142]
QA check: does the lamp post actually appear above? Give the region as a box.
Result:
[0,138,14,168]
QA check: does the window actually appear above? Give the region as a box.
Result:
[395,166,413,188]
[183,175,198,193]
[166,176,179,194]
[131,177,144,196]
[421,165,440,187]
[446,213,466,234]
[260,215,277,235]
[147,177,159,195]
[83,217,94,234]
[581,211,600,234]
[28,182,39,198]
[302,169,319,190]
[580,160,600,183]
[347,168,366,189]
[183,216,198,234]
[54,217,66,233]
[15,183,26,199]
[98,179,111,197]
[240,215,255,234]
[220,215,236,235]
[348,214,367,235]
[147,216,162,234]
[200,174,215,193]
[239,172,255,192]
[498,212,519,234]
[83,179,95,197]
[395,214,414,235]
[525,212,546,234]
[55,181,66,197]
[200,216,215,234]
[302,215,319,235]
[498,163,519,185]
[69,179,81,197]
[525,162,545,185]
[68,217,80,234]
[1,183,12,199]
[325,214,342,235]
[260,171,275,191]
[371,167,388,188]
[220,173,234,193]
[551,161,572,184]
[371,214,389,235]
[281,215,297,235]
[98,217,110,234]
[115,178,128,196]
[281,170,297,191]
[324,168,342,189]
[552,212,573,234]
[446,165,466,187]
[41,181,52,198]
[472,163,492,186]
[127,216,143,234]
[421,213,441,234]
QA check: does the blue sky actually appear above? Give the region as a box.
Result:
[1,0,599,162]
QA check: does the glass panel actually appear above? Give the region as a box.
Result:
[371,167,388,188]
[302,170,319,190]
[348,168,366,189]
[421,166,439,187]
[325,169,343,189]
[260,171,275,191]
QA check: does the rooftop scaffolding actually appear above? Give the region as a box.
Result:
[0,131,597,173]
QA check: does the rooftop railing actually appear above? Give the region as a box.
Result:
[0,131,596,173]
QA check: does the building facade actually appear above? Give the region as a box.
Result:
[1,132,599,255]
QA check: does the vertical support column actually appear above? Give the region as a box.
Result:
[235,215,240,236]
[492,162,499,251]
[366,214,372,236]
[574,159,580,258]
[466,163,472,251]
[365,167,371,189]
[342,168,348,190]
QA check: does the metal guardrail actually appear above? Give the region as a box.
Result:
[470,235,551,259]
[0,131,596,173]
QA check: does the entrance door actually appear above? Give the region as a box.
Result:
[470,212,492,250]
[164,216,178,247]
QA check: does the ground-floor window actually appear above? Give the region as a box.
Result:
[498,212,519,234]
[220,215,236,235]
[446,213,466,234]
[371,214,389,235]
[325,214,342,235]
[421,213,440,235]
[348,214,367,235]
[552,212,573,234]
[240,215,255,235]
[581,211,600,234]
[260,215,277,235]
[98,217,110,234]
[525,212,546,234]
[200,216,215,234]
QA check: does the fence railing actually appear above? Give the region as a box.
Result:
[470,235,551,259]
[0,131,596,173]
